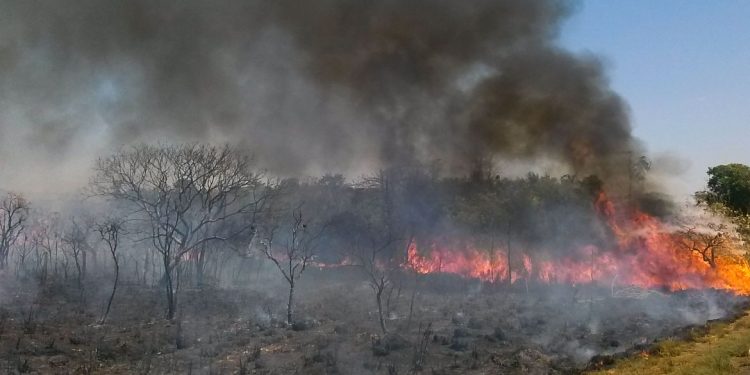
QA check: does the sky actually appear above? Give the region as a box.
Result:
[560,0,750,198]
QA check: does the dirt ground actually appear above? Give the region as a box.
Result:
[0,267,746,375]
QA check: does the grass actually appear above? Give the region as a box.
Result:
[588,312,750,375]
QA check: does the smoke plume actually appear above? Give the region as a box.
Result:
[0,0,642,196]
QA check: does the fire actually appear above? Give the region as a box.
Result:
[405,192,750,295]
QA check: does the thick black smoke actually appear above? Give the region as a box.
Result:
[0,0,642,195]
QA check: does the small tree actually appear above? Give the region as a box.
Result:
[95,218,126,324]
[355,238,398,334]
[36,213,63,282]
[334,171,408,334]
[14,233,33,279]
[257,205,325,325]
[0,193,29,270]
[62,218,91,292]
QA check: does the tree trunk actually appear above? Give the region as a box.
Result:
[196,246,207,287]
[287,280,295,325]
[81,249,87,281]
[506,221,512,286]
[54,245,59,277]
[376,284,387,334]
[73,251,83,291]
[0,243,8,270]
[163,254,176,320]
[101,257,119,324]
[142,252,148,285]
[709,248,717,268]
[407,275,420,330]
[15,253,25,279]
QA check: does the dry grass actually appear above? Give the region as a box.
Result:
[588,312,750,375]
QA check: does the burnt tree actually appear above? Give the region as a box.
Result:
[95,218,126,324]
[257,205,325,326]
[681,224,727,268]
[336,170,410,334]
[91,143,269,319]
[62,218,91,293]
[0,193,29,270]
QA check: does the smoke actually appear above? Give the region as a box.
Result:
[0,0,642,196]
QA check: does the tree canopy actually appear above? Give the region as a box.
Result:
[696,163,750,248]
[699,163,750,215]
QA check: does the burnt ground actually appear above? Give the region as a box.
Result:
[0,267,746,375]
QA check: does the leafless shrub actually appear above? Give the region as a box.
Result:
[21,305,35,334]
[95,217,126,324]
[411,322,432,372]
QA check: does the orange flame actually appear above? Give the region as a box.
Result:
[405,192,750,295]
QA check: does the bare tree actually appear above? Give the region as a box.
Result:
[680,224,727,268]
[257,205,326,326]
[0,193,29,270]
[359,240,398,334]
[335,171,407,334]
[91,143,270,319]
[14,233,33,279]
[62,218,91,292]
[95,218,126,324]
[36,214,63,282]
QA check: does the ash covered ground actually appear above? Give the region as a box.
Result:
[0,266,745,375]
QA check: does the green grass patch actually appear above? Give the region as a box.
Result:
[588,312,750,375]
[656,339,681,357]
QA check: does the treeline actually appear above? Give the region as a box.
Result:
[0,143,612,329]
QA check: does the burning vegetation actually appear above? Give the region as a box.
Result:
[0,0,748,373]
[405,190,750,295]
[0,146,749,374]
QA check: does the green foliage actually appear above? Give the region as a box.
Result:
[697,163,750,246]
[699,163,750,214]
